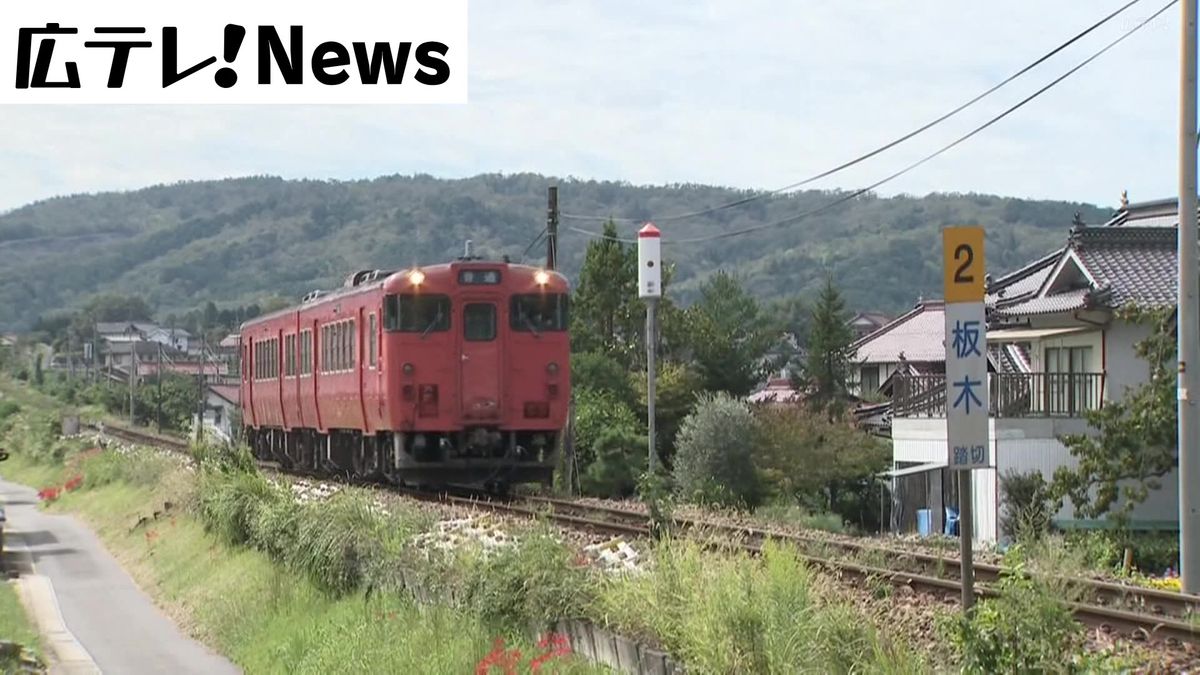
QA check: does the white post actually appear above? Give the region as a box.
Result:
[638,223,662,472]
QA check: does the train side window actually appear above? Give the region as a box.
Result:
[349,319,356,368]
[385,294,451,332]
[368,313,377,368]
[464,303,496,341]
[321,326,328,373]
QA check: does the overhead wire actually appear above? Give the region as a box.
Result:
[559,0,1146,225]
[518,225,549,263]
[569,0,1176,246]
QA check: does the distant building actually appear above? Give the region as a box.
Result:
[747,375,803,406]
[144,326,193,354]
[850,300,946,398]
[848,311,892,340]
[95,322,158,344]
[197,384,240,443]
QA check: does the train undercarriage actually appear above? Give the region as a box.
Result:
[244,426,558,492]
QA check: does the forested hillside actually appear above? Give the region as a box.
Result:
[0,173,1111,329]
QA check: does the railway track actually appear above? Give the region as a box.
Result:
[89,421,1200,645]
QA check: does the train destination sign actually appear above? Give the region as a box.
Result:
[943,226,990,470]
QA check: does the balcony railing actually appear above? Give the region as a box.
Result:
[892,372,1105,418]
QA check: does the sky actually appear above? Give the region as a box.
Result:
[0,0,1188,213]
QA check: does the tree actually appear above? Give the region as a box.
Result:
[673,392,762,507]
[572,387,646,497]
[79,293,153,323]
[571,351,636,403]
[1050,308,1176,521]
[753,406,889,529]
[803,274,854,413]
[634,361,705,467]
[685,271,777,396]
[570,221,641,360]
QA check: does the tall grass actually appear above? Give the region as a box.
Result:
[592,539,925,673]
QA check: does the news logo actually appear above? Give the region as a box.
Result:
[2,0,467,104]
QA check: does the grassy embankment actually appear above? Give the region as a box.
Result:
[2,374,1125,674]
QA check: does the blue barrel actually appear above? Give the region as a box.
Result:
[916,509,932,537]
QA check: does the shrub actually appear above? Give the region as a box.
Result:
[945,545,1116,673]
[999,470,1051,542]
[197,470,281,546]
[287,495,392,594]
[459,525,591,628]
[673,393,761,508]
[753,502,848,534]
[579,426,646,497]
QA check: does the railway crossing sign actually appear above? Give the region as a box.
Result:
[943,227,990,470]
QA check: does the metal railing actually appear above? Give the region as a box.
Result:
[893,372,1105,418]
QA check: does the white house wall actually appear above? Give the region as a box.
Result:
[898,415,1180,540]
[1104,320,1151,403]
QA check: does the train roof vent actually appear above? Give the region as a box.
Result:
[301,290,326,303]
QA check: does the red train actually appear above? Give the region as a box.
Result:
[238,253,570,490]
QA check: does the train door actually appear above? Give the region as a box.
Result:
[458,299,502,422]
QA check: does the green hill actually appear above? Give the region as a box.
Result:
[0,173,1111,329]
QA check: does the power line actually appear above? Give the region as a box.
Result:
[518,225,549,263]
[561,0,1146,225]
[571,0,1176,246]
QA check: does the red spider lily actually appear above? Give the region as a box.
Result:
[37,487,61,503]
[64,475,84,491]
[475,638,521,675]
[530,633,571,672]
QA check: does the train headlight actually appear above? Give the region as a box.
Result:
[546,362,559,375]
[403,362,415,376]
[408,269,425,285]
[534,270,550,285]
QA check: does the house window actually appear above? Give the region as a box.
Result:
[1045,346,1095,414]
[861,365,880,394]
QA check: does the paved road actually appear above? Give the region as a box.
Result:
[0,478,240,675]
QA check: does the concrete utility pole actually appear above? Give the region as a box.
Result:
[126,327,136,426]
[638,223,662,472]
[1179,0,1200,594]
[547,186,559,271]
[156,343,163,433]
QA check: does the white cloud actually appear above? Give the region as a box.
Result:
[0,0,1185,212]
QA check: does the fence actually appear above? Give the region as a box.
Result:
[892,372,1104,418]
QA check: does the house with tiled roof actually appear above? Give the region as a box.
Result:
[851,299,946,399]
[887,197,1189,542]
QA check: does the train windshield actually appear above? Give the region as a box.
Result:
[510,294,569,333]
[384,294,451,333]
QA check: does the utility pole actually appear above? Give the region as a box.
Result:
[156,343,163,433]
[546,186,559,271]
[127,327,136,426]
[637,223,662,472]
[1179,0,1200,594]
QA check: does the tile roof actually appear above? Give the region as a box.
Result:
[992,225,1182,318]
[1102,197,1196,228]
[209,384,240,404]
[852,300,946,364]
[1073,227,1178,308]
[96,321,158,336]
[986,248,1061,309]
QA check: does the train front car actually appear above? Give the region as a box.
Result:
[381,260,570,490]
